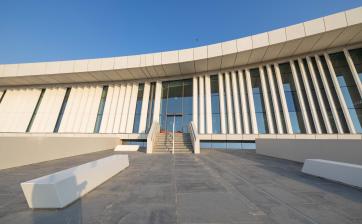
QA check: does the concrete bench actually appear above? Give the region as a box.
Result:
[302,159,362,188]
[114,145,139,152]
[21,154,129,208]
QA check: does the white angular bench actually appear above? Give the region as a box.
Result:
[302,159,362,188]
[114,145,139,152]
[21,154,129,209]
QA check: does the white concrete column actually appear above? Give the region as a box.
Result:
[59,86,78,132]
[106,85,121,133]
[300,58,323,134]
[290,60,311,134]
[139,82,151,133]
[152,81,162,123]
[324,53,356,134]
[112,84,126,133]
[245,69,258,134]
[192,76,198,131]
[99,85,114,133]
[218,73,226,134]
[231,71,242,134]
[305,57,330,133]
[266,65,283,133]
[205,75,213,134]
[80,86,95,133]
[224,72,234,134]
[238,70,250,134]
[74,86,90,132]
[315,55,343,133]
[119,84,132,133]
[274,63,293,134]
[199,76,205,134]
[126,83,139,133]
[344,49,362,98]
[86,86,103,133]
[259,66,274,134]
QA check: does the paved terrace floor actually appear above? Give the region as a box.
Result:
[0,150,361,224]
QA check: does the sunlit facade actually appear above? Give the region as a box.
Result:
[0,7,361,153]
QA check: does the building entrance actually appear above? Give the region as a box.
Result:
[160,79,193,133]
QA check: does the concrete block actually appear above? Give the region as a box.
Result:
[324,12,347,31]
[346,7,362,26]
[302,159,362,188]
[304,18,325,36]
[236,36,252,51]
[268,28,286,44]
[114,145,139,151]
[251,32,269,48]
[21,155,129,208]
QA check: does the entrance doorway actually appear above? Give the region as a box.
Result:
[160,79,193,133]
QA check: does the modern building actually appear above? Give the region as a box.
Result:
[0,7,362,169]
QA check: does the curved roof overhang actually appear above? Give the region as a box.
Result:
[0,7,362,87]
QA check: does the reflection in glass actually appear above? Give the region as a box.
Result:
[279,63,305,133]
[159,79,193,133]
[348,48,362,82]
[329,52,362,133]
[250,68,267,133]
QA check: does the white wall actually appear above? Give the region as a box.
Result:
[0,135,120,170]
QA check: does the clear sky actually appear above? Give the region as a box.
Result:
[0,0,361,64]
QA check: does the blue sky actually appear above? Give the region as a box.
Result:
[0,0,361,64]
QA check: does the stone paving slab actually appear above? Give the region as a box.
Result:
[0,150,361,223]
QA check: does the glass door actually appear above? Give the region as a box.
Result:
[160,79,193,133]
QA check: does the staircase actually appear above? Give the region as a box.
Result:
[153,132,193,153]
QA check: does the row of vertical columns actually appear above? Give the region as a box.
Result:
[224,72,234,134]
[245,69,258,134]
[300,58,324,134]
[290,60,312,134]
[238,70,250,134]
[344,49,362,98]
[266,65,283,134]
[231,71,242,134]
[259,66,274,134]
[315,55,344,133]
[274,64,293,134]
[324,53,356,134]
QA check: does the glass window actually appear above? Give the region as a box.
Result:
[94,86,108,133]
[250,68,268,133]
[132,84,144,133]
[279,63,305,133]
[159,79,193,133]
[210,75,221,133]
[26,89,45,132]
[348,48,362,82]
[145,82,156,132]
[54,88,71,132]
[329,52,362,133]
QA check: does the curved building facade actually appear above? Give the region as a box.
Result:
[0,7,362,167]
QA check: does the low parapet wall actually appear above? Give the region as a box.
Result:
[256,135,362,165]
[0,134,121,170]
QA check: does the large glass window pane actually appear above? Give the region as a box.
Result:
[279,63,305,133]
[132,84,144,133]
[26,89,45,132]
[210,75,221,133]
[250,68,268,133]
[54,88,71,133]
[348,48,362,82]
[94,86,108,133]
[329,52,362,133]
